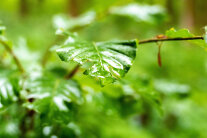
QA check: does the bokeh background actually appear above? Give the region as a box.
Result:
[0,0,207,138]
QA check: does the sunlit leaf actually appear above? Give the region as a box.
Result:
[56,40,138,86]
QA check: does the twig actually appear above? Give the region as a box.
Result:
[65,65,80,79]
[0,40,25,73]
[139,36,204,44]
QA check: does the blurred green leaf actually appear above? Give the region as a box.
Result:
[124,76,163,114]
[23,72,83,120]
[110,3,166,23]
[0,69,20,109]
[154,79,190,95]
[14,37,40,65]
[56,40,138,86]
[53,11,96,30]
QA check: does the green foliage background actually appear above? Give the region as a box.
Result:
[0,0,207,138]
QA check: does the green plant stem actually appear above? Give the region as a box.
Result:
[139,36,204,44]
[0,40,25,73]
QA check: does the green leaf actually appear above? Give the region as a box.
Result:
[110,3,166,23]
[23,73,83,120]
[166,28,194,38]
[166,28,207,48]
[56,40,138,86]
[0,69,20,109]
[53,11,96,30]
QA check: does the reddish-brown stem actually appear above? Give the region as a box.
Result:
[139,36,204,44]
[139,36,205,67]
[157,43,162,67]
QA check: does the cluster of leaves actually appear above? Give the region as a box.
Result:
[0,2,207,138]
